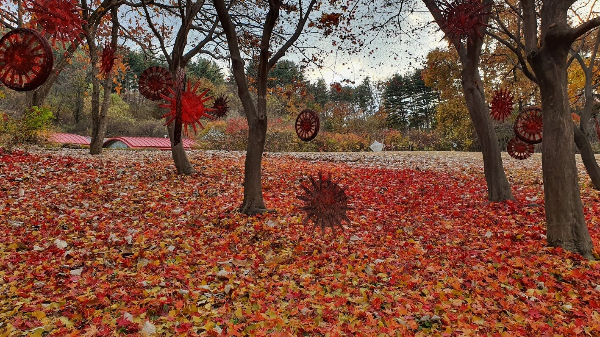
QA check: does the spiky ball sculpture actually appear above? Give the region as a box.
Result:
[159,81,215,135]
[26,0,86,46]
[507,137,534,160]
[490,88,514,122]
[298,172,352,234]
[440,0,490,41]
[211,95,229,118]
[100,42,116,75]
[514,106,543,144]
[138,66,173,101]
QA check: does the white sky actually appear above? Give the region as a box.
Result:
[292,6,445,84]
[214,3,445,86]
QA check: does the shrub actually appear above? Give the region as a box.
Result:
[382,129,411,151]
[407,129,453,151]
[0,111,15,146]
[10,106,55,144]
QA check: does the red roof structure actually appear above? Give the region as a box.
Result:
[102,137,195,150]
[48,133,91,145]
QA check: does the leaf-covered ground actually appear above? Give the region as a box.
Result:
[1,148,599,336]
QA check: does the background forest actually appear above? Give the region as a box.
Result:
[4,41,594,153]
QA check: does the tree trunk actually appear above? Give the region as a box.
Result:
[24,82,53,108]
[90,6,119,155]
[167,121,196,175]
[90,76,111,154]
[529,48,594,259]
[88,35,105,155]
[459,41,513,201]
[422,0,513,202]
[574,127,600,189]
[241,116,268,214]
[574,29,600,190]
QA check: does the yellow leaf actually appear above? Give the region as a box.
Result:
[31,311,46,319]
[59,316,74,328]
[473,316,485,325]
[204,321,215,331]
[29,327,45,337]
[234,307,243,318]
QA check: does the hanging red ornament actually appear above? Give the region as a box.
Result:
[159,81,215,135]
[295,109,320,141]
[298,172,352,235]
[507,137,534,160]
[100,42,116,75]
[440,0,490,41]
[490,88,514,122]
[514,106,543,144]
[210,95,229,118]
[25,0,86,46]
[0,28,53,91]
[138,66,173,101]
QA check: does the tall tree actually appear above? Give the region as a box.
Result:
[569,30,600,189]
[487,0,600,190]
[422,0,514,202]
[383,70,436,130]
[354,77,375,116]
[213,0,317,214]
[187,58,225,84]
[306,78,329,108]
[0,0,123,108]
[87,4,121,154]
[520,0,597,258]
[139,0,225,174]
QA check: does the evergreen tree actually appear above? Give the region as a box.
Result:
[186,58,225,84]
[383,69,437,129]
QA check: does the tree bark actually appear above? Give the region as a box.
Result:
[213,0,270,214]
[574,126,600,189]
[573,29,600,190]
[423,0,513,201]
[522,0,595,259]
[213,0,315,213]
[88,33,105,155]
[460,49,514,201]
[167,121,196,175]
[530,49,594,259]
[89,6,119,155]
[242,116,268,213]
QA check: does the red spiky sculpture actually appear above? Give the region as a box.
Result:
[211,95,229,118]
[0,28,53,91]
[440,0,490,41]
[100,42,116,75]
[514,106,543,144]
[298,172,352,234]
[507,137,534,160]
[159,81,215,135]
[490,88,514,122]
[25,0,86,46]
